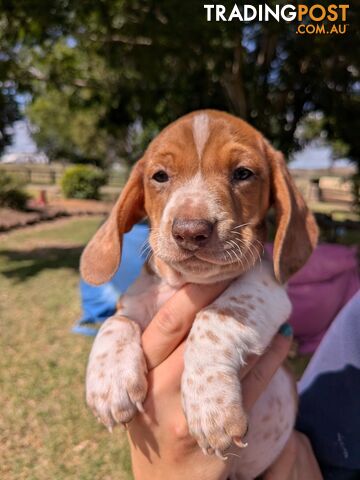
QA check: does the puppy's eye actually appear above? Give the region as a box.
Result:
[152,170,169,183]
[232,167,254,182]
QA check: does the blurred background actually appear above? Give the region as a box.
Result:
[0,1,359,479]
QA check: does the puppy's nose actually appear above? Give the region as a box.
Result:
[172,218,213,250]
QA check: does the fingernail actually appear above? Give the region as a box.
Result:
[278,323,293,337]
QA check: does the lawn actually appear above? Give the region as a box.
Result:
[0,216,132,480]
[1,213,358,480]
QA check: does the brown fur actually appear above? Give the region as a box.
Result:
[80,110,318,286]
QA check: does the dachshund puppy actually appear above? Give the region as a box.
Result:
[81,110,318,479]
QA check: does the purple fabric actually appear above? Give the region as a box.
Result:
[266,243,360,354]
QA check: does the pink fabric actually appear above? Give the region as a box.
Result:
[265,243,360,354]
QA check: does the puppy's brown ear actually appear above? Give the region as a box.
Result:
[267,144,318,283]
[80,159,146,285]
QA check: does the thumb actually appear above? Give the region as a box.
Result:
[142,280,230,369]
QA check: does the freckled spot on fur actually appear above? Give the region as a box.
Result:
[190,403,199,412]
[248,304,255,311]
[100,392,109,401]
[98,372,105,379]
[216,371,234,385]
[233,306,250,318]
[205,330,220,343]
[216,396,224,405]
[223,348,232,360]
[187,378,193,386]
[257,297,265,304]
[102,330,114,336]
[226,333,236,342]
[196,366,204,375]
[96,352,108,360]
[197,384,205,393]
[214,307,235,317]
[262,280,269,286]
[232,294,253,302]
[201,313,210,320]
[188,333,194,343]
[116,347,123,354]
[206,375,214,383]
[208,306,249,323]
[262,414,271,422]
[263,431,271,440]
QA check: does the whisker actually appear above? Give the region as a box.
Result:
[232,222,252,230]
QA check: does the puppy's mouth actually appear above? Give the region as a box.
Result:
[154,238,263,270]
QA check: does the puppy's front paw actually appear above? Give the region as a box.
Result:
[86,340,147,430]
[182,368,248,458]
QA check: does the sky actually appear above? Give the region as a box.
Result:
[4,120,352,170]
[5,120,37,154]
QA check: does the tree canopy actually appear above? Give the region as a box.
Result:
[0,0,359,168]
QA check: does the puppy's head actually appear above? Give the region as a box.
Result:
[81,110,318,286]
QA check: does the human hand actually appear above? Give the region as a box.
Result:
[262,430,323,480]
[127,283,293,480]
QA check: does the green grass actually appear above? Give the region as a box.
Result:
[1,214,358,479]
[0,217,132,480]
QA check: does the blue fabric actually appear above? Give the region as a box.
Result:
[296,291,360,478]
[72,223,149,335]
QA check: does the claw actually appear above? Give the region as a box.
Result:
[234,438,248,449]
[107,424,113,434]
[201,446,215,456]
[215,449,228,461]
[136,401,145,413]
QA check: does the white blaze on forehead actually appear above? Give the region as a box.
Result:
[192,113,210,159]
[162,173,213,222]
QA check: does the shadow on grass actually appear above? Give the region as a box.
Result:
[0,246,83,281]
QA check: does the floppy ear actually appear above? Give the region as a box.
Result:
[80,159,146,285]
[267,144,318,283]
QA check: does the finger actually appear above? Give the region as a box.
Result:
[262,431,297,480]
[147,341,186,392]
[239,353,261,380]
[294,432,323,480]
[142,280,230,369]
[242,326,293,411]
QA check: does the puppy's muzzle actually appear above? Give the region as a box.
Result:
[172,218,214,251]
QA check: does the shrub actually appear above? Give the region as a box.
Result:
[0,172,29,210]
[60,165,107,200]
